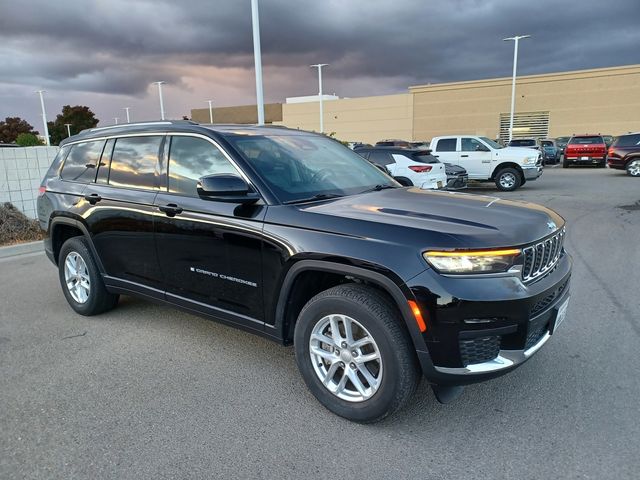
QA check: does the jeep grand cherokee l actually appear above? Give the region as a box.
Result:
[38,121,572,423]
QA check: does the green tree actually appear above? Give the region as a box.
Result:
[0,117,38,144]
[15,133,43,146]
[47,105,99,145]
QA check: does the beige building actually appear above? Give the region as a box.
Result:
[191,64,640,144]
[191,103,282,124]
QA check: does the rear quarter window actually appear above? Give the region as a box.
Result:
[435,138,457,152]
[60,140,106,183]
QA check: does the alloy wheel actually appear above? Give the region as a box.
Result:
[628,160,640,177]
[309,314,383,402]
[64,251,91,303]
[499,172,517,189]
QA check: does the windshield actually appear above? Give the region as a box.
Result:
[227,134,397,204]
[479,137,504,149]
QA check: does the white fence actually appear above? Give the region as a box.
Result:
[0,147,60,219]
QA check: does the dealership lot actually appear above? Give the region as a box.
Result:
[1,167,638,479]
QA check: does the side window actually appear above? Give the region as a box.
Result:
[357,150,370,160]
[461,138,485,152]
[436,138,457,152]
[60,140,106,183]
[369,150,395,166]
[108,136,163,190]
[168,136,239,196]
[96,138,115,184]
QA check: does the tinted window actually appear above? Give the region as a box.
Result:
[96,138,115,184]
[461,138,487,152]
[614,134,640,147]
[168,136,238,196]
[509,139,536,147]
[436,138,457,152]
[60,140,105,183]
[108,136,162,189]
[369,150,395,166]
[569,136,604,145]
[408,152,440,164]
[541,141,554,147]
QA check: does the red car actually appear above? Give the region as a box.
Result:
[563,135,607,168]
[607,132,640,177]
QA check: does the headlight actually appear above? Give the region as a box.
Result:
[523,156,537,165]
[423,249,521,274]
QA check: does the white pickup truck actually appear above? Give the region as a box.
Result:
[429,135,543,191]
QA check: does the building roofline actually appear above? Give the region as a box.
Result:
[409,64,640,93]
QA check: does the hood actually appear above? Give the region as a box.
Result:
[302,187,565,249]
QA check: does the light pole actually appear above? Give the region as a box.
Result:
[64,123,72,137]
[207,100,214,123]
[310,64,329,133]
[153,81,166,120]
[251,0,265,125]
[503,35,531,142]
[124,107,131,123]
[114,117,119,125]
[35,90,50,146]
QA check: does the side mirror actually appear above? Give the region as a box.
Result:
[475,144,489,152]
[196,174,260,204]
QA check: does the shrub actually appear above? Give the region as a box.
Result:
[0,203,44,246]
[15,133,43,146]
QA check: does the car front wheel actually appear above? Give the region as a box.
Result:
[294,284,420,423]
[494,167,522,191]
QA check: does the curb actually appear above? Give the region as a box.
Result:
[0,240,44,259]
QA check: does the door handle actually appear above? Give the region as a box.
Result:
[84,193,102,204]
[433,155,439,158]
[460,154,469,157]
[158,203,183,217]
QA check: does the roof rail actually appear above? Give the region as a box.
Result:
[86,120,199,133]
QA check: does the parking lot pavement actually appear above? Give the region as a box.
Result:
[1,167,638,479]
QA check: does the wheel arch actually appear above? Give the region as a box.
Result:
[49,217,106,273]
[491,162,524,180]
[274,260,428,353]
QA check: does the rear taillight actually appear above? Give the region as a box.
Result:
[608,147,615,156]
[409,165,432,173]
[38,186,46,196]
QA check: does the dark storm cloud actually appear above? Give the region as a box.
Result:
[0,0,638,124]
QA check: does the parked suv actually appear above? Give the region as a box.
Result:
[430,135,542,191]
[38,121,572,423]
[607,132,640,176]
[563,135,607,168]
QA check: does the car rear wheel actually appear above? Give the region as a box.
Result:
[294,284,420,423]
[58,237,119,316]
[626,159,640,177]
[563,158,570,168]
[494,168,521,191]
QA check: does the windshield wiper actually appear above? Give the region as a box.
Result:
[283,193,344,205]
[358,184,398,194]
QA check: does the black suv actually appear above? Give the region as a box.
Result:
[38,121,572,423]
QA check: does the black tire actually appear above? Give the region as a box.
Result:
[58,236,119,316]
[394,176,413,187]
[494,167,522,191]
[598,160,606,168]
[294,284,420,423]
[563,159,570,168]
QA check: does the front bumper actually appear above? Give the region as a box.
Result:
[407,252,572,386]
[523,165,543,180]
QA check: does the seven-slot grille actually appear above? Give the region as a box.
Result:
[522,228,565,282]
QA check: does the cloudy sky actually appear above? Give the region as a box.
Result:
[1,0,638,130]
